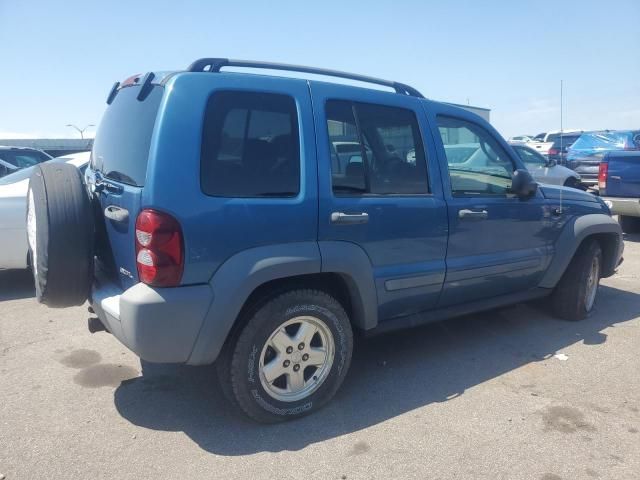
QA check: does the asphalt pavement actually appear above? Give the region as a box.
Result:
[1,234,639,480]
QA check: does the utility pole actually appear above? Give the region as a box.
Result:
[65,124,95,139]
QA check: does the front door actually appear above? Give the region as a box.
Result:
[430,112,554,306]
[311,83,448,322]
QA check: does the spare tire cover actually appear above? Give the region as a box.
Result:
[27,162,94,307]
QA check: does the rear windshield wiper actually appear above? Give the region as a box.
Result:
[105,170,138,186]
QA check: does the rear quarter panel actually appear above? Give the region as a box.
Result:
[145,72,318,284]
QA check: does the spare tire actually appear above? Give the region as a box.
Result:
[27,162,94,307]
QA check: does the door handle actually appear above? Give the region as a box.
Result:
[331,211,369,225]
[458,209,488,220]
[104,205,129,223]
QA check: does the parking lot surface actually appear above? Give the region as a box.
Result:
[1,234,639,480]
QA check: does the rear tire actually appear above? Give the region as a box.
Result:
[619,215,640,234]
[27,163,94,307]
[218,289,353,423]
[551,240,602,321]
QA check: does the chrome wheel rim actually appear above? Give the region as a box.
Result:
[26,189,38,277]
[584,255,600,311]
[259,316,335,403]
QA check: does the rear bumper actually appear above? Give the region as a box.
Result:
[578,174,598,185]
[601,197,640,217]
[90,274,213,363]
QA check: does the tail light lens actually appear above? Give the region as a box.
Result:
[598,162,608,190]
[548,148,559,156]
[135,209,183,287]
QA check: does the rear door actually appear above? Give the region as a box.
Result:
[311,82,448,322]
[427,107,555,306]
[87,84,164,289]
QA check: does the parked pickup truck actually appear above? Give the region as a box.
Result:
[26,59,623,423]
[600,151,640,233]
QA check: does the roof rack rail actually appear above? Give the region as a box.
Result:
[187,58,424,98]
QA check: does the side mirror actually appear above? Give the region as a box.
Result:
[511,169,538,198]
[546,158,557,167]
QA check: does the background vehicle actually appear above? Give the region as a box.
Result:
[27,59,623,423]
[509,135,534,143]
[547,133,583,165]
[0,146,52,178]
[0,152,89,270]
[599,151,640,233]
[330,141,373,173]
[528,130,583,157]
[509,143,582,188]
[567,130,640,187]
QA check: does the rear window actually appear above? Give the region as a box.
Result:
[551,135,581,148]
[91,85,163,186]
[335,143,361,153]
[200,91,300,197]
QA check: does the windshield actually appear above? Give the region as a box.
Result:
[0,156,70,185]
[0,149,51,168]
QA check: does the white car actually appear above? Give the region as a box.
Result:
[0,146,52,178]
[0,152,90,269]
[508,135,535,143]
[510,144,582,188]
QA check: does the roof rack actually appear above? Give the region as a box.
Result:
[187,58,424,98]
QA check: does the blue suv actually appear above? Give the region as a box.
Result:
[27,58,623,422]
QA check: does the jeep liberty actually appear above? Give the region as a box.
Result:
[27,58,624,422]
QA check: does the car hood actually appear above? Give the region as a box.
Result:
[538,184,599,203]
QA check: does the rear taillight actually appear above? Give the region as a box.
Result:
[548,148,559,156]
[598,162,608,190]
[135,209,183,287]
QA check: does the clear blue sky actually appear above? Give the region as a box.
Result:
[1,0,638,139]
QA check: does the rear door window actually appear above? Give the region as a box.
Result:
[200,91,300,197]
[91,85,163,186]
[326,100,429,195]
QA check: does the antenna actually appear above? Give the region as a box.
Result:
[559,79,564,214]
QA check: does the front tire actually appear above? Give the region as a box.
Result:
[551,240,602,321]
[219,289,353,423]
